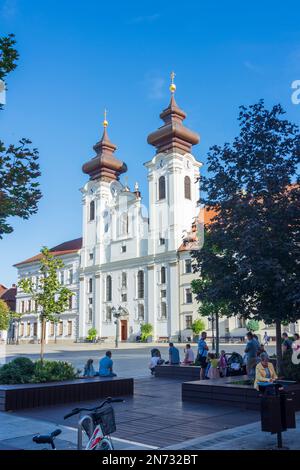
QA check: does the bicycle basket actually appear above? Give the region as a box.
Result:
[92,406,116,436]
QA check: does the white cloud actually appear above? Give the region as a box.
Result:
[243,61,263,74]
[146,76,165,100]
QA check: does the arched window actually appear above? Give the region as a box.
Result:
[122,272,127,288]
[106,275,112,302]
[137,270,144,299]
[161,302,167,319]
[161,266,166,284]
[89,200,95,221]
[158,176,166,200]
[184,176,191,200]
[138,304,144,321]
[106,306,112,322]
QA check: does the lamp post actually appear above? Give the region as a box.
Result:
[112,305,129,348]
[209,315,216,351]
[112,306,123,349]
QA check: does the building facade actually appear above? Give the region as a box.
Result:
[14,78,298,344]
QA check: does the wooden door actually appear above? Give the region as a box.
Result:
[121,320,128,341]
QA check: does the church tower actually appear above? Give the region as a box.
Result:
[79,113,127,338]
[145,73,202,255]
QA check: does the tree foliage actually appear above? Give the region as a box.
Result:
[0,299,10,330]
[0,34,41,238]
[246,319,260,332]
[191,318,206,335]
[141,323,153,342]
[19,247,74,360]
[192,101,300,368]
[192,101,300,323]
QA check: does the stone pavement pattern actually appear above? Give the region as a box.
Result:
[0,378,261,449]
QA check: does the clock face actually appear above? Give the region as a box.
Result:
[110,180,122,197]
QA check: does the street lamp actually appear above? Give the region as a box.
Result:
[112,305,129,348]
[208,315,215,351]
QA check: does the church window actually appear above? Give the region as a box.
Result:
[158,176,166,200]
[161,266,166,284]
[106,275,112,302]
[138,304,144,321]
[137,271,144,299]
[122,272,127,288]
[89,201,95,221]
[161,302,167,320]
[106,306,112,322]
[184,176,191,200]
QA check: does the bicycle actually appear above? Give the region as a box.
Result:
[32,397,124,450]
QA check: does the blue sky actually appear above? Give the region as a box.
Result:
[1,0,300,286]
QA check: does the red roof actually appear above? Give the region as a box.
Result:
[14,237,82,267]
[178,207,218,252]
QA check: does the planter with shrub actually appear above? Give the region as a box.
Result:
[0,357,78,385]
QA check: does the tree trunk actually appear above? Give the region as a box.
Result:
[40,318,46,362]
[275,319,282,375]
[216,312,220,356]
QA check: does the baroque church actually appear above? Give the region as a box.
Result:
[14,76,254,344]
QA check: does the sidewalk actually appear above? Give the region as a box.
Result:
[0,412,157,450]
[164,412,300,450]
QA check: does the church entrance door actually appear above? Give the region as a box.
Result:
[120,320,128,341]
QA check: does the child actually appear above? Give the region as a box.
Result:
[207,353,220,379]
[218,350,227,377]
[149,353,161,375]
[183,344,195,365]
[83,359,97,377]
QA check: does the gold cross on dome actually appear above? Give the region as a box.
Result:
[103,108,108,128]
[169,71,176,93]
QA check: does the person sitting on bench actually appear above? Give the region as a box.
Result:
[168,342,180,365]
[83,358,98,377]
[99,351,117,377]
[182,344,194,365]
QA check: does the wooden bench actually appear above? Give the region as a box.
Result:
[0,377,134,411]
[182,376,300,411]
[154,364,200,380]
[157,337,169,343]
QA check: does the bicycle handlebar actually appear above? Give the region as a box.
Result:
[63,397,124,420]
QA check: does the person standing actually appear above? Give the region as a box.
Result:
[218,350,227,377]
[263,331,269,346]
[99,351,117,377]
[198,331,209,379]
[245,332,259,378]
[168,342,180,365]
[282,332,292,355]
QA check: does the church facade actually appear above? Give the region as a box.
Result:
[14,79,204,343]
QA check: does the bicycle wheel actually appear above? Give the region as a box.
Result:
[96,438,113,451]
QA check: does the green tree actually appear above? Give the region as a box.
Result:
[86,327,97,342]
[0,299,10,331]
[192,101,300,373]
[19,247,74,361]
[141,323,153,342]
[0,34,41,238]
[191,318,206,336]
[246,319,260,333]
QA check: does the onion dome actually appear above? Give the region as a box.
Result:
[147,72,200,154]
[82,110,127,181]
